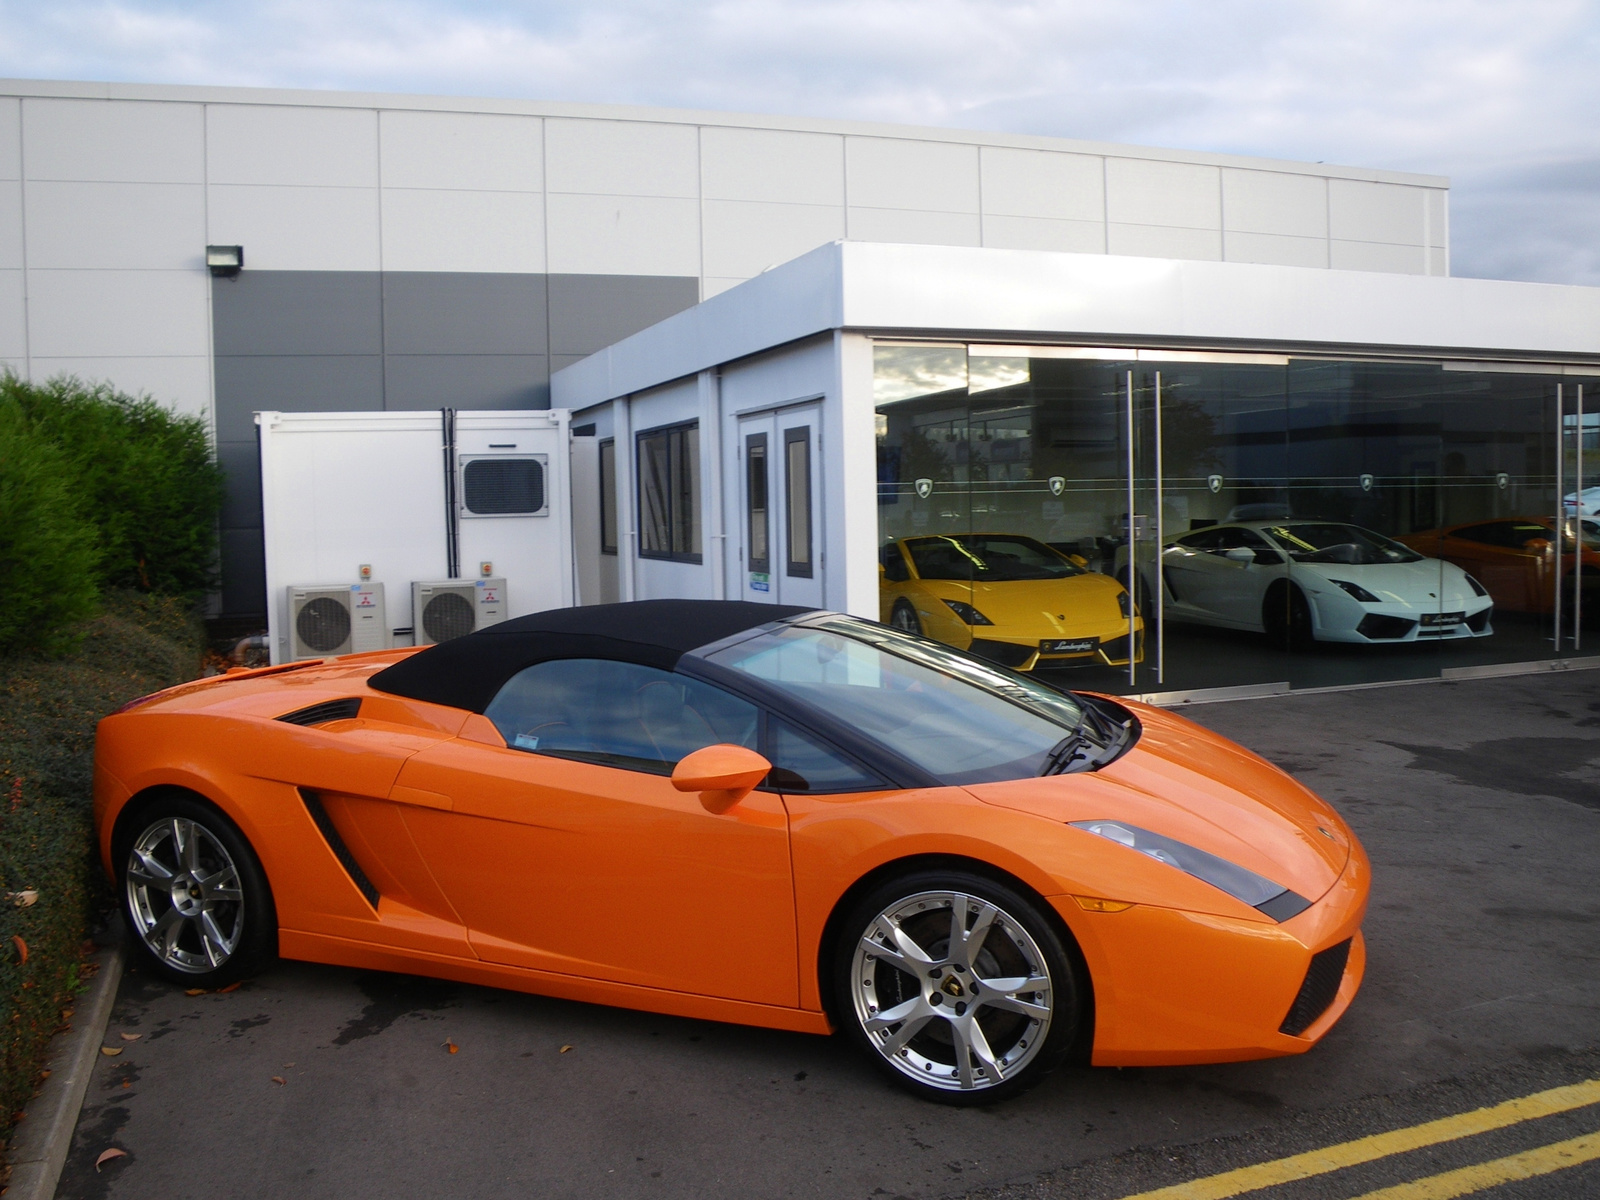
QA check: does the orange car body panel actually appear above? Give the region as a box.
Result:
[95,654,1367,1062]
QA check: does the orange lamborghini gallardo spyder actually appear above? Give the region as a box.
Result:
[94,601,1367,1104]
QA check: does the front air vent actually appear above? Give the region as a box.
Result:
[1280,938,1353,1036]
[277,698,362,727]
[298,789,379,908]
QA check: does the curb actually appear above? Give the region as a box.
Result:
[5,935,125,1200]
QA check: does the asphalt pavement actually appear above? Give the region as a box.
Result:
[56,668,1600,1200]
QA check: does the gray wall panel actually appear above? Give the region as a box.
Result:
[216,439,262,530]
[220,527,267,618]
[382,272,547,354]
[212,271,382,355]
[383,353,550,410]
[547,274,699,356]
[213,353,384,441]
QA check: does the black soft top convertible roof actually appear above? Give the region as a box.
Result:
[368,599,815,713]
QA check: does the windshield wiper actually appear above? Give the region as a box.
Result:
[1040,702,1133,776]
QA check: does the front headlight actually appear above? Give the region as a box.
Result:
[1465,574,1489,597]
[1071,820,1310,920]
[942,599,994,625]
[1116,588,1134,617]
[1328,578,1380,603]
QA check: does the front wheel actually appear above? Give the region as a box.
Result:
[117,794,278,988]
[889,599,923,637]
[1263,582,1314,649]
[833,871,1079,1104]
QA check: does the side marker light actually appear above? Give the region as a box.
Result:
[1073,896,1135,913]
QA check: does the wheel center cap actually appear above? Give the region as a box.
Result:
[170,875,202,914]
[941,976,965,998]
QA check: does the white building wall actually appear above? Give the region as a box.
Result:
[0,78,1451,429]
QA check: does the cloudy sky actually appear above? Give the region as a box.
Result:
[2,0,1596,284]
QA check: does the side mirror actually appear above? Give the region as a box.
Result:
[1223,546,1256,563]
[1067,554,1088,567]
[1526,537,1552,553]
[672,744,773,814]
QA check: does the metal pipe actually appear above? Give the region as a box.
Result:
[1154,371,1165,685]
[1554,383,1564,652]
[1576,384,1584,649]
[1125,370,1137,689]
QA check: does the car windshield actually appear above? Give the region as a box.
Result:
[699,615,1086,785]
[905,534,1082,581]
[1264,523,1424,565]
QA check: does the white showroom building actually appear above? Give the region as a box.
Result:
[0,77,1450,620]
[3,76,1595,698]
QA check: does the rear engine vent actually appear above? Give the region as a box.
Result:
[1280,938,1353,1036]
[277,698,362,727]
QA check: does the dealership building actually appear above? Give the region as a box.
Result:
[1,78,1595,699]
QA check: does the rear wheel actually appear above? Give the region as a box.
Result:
[117,794,277,988]
[833,870,1078,1105]
[889,599,923,637]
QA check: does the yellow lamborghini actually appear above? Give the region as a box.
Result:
[880,533,1143,671]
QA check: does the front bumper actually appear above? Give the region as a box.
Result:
[1312,596,1495,644]
[1057,838,1369,1066]
[967,627,1145,671]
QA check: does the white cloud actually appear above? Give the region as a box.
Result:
[1,0,1596,281]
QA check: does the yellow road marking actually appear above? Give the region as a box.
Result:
[1348,1130,1600,1198]
[1115,1078,1600,1200]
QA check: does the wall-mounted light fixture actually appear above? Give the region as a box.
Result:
[206,245,243,277]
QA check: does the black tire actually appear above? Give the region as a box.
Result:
[114,792,278,989]
[889,599,923,637]
[832,869,1080,1105]
[1263,582,1314,650]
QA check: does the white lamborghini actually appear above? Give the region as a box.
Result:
[1140,521,1494,646]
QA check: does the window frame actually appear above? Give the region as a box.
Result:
[784,425,813,579]
[636,420,702,564]
[598,438,617,556]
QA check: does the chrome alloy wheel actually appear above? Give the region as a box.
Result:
[850,890,1053,1093]
[125,817,245,974]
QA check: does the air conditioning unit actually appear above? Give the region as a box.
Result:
[287,584,389,660]
[412,578,507,646]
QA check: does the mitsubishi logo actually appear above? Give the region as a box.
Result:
[941,976,966,998]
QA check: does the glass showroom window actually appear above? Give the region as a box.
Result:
[873,339,1590,697]
[637,421,701,562]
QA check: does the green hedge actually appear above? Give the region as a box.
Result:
[0,399,100,657]
[0,593,201,1134]
[0,374,225,656]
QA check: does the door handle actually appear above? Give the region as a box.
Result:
[390,785,453,811]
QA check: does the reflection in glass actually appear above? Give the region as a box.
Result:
[873,343,1580,696]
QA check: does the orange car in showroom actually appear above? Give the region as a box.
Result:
[95,601,1366,1104]
[1398,516,1600,619]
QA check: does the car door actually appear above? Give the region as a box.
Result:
[389,657,799,1007]
[736,407,824,607]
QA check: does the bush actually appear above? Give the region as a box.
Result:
[0,398,100,656]
[0,592,201,1131]
[1,373,225,599]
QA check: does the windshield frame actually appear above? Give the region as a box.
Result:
[1262,522,1425,565]
[682,611,1111,788]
